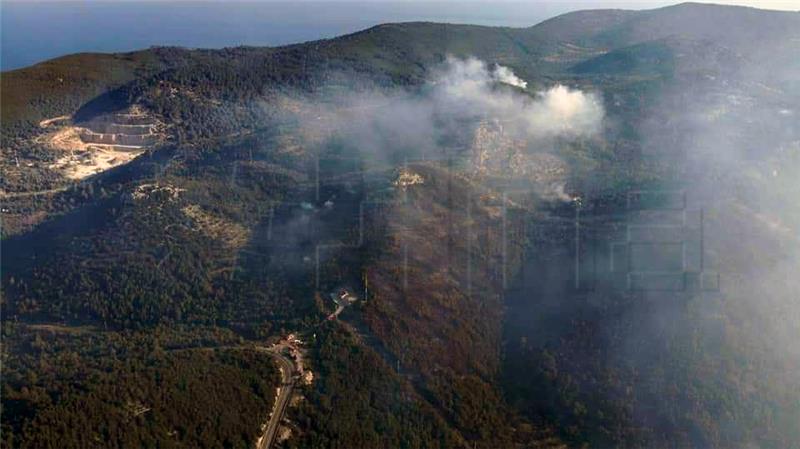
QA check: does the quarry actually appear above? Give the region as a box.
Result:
[39,105,164,180]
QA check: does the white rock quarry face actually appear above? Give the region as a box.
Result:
[40,105,165,181]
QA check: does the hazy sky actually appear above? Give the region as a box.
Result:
[2,0,799,8]
[2,0,798,70]
[287,0,789,11]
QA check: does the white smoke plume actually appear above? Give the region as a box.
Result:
[492,63,528,89]
[431,56,604,140]
[281,56,604,200]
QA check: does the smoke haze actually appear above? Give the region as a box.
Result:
[287,56,603,189]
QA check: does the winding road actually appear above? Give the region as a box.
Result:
[255,347,296,449]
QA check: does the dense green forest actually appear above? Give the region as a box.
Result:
[1,324,278,448]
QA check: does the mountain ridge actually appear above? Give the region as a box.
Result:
[3,3,797,131]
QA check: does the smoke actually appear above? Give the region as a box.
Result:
[287,56,603,202]
[608,31,800,446]
[488,24,800,448]
[281,51,800,445]
[430,56,603,140]
[269,36,798,446]
[492,63,528,89]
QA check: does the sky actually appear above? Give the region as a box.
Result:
[2,1,799,70]
[7,0,799,9]
[3,0,797,6]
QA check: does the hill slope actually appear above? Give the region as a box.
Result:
[2,3,800,449]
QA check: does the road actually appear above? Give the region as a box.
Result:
[326,304,346,321]
[255,347,296,449]
[171,344,297,449]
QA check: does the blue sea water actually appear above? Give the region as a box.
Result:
[0,1,670,71]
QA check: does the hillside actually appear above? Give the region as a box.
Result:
[0,50,177,136]
[2,3,800,449]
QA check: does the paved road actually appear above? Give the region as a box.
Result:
[255,348,296,449]
[168,344,296,449]
[326,304,346,321]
